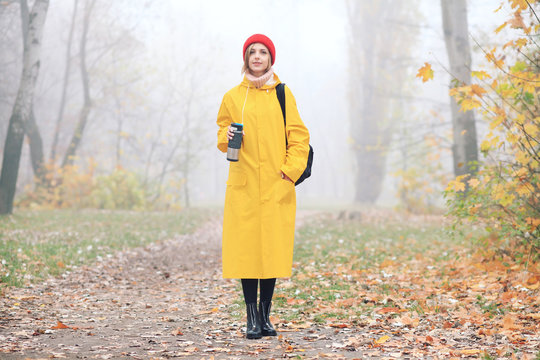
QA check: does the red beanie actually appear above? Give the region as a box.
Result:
[243,34,276,65]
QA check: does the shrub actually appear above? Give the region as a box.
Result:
[444,1,539,254]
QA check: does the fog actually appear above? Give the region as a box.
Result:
[0,0,509,209]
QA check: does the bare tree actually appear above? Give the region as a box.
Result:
[347,0,417,203]
[441,0,478,178]
[62,0,96,168]
[0,0,49,214]
[50,0,78,163]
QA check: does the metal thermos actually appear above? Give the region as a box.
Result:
[227,123,243,162]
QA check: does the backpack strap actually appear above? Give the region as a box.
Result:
[276,83,287,146]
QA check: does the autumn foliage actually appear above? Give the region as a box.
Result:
[443,0,539,252]
[16,161,182,211]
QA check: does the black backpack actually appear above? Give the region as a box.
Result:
[276,83,313,186]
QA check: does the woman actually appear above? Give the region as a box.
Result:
[216,34,310,339]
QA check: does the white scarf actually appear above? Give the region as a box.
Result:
[246,67,275,88]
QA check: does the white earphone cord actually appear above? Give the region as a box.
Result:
[241,84,250,125]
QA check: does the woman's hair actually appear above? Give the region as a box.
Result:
[241,43,273,75]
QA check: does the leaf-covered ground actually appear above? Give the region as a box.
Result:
[0,210,538,359]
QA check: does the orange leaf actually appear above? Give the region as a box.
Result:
[379,259,396,268]
[171,327,183,336]
[377,307,403,314]
[416,62,434,82]
[502,314,518,330]
[329,323,348,328]
[51,321,70,330]
[471,84,487,98]
[443,321,453,329]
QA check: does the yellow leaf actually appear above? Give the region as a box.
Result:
[448,87,460,97]
[490,115,504,130]
[499,194,515,207]
[514,114,525,125]
[446,179,466,192]
[509,0,528,10]
[471,71,491,80]
[515,38,528,47]
[495,22,507,33]
[492,183,505,200]
[461,349,481,355]
[460,98,482,112]
[375,335,390,344]
[523,123,539,138]
[516,150,530,165]
[416,62,434,82]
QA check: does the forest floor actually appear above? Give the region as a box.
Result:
[0,209,539,359]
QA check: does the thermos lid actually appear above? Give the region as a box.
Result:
[231,122,243,128]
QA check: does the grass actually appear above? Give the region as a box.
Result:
[0,208,214,288]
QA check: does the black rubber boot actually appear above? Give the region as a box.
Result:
[259,301,277,336]
[245,303,262,339]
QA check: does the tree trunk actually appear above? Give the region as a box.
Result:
[24,108,45,180]
[441,0,479,178]
[50,0,78,163]
[0,0,49,214]
[62,0,95,168]
[19,0,45,182]
[347,1,409,203]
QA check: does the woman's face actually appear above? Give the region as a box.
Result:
[248,43,270,77]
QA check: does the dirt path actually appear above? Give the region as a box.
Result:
[0,214,367,359]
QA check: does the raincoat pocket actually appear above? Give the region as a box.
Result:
[276,179,295,204]
[226,171,247,186]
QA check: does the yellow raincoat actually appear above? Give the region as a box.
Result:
[217,74,310,279]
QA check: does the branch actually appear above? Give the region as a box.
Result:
[525,0,540,24]
[471,35,540,83]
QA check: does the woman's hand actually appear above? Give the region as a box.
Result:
[281,172,294,183]
[227,125,245,140]
[227,126,234,140]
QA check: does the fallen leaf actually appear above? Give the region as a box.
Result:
[377,307,403,314]
[329,323,348,328]
[461,349,481,355]
[51,321,70,330]
[171,327,183,336]
[502,314,518,330]
[375,335,390,344]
